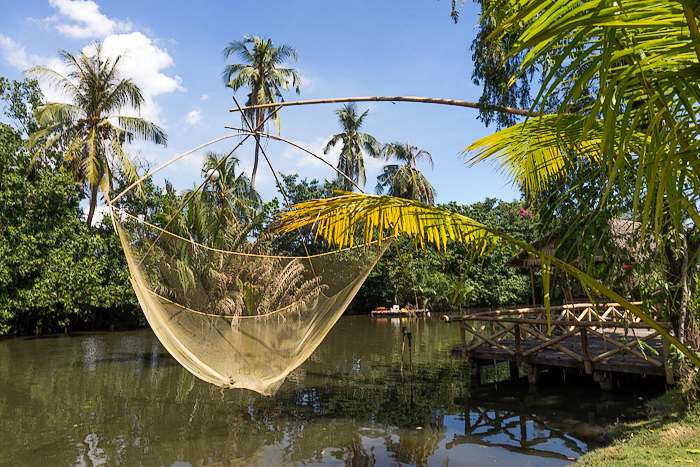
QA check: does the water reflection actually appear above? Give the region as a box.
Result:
[0,316,659,466]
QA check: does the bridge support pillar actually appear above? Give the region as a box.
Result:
[469,359,481,384]
[523,363,539,385]
[594,370,614,391]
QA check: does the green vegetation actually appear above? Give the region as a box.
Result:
[356,198,538,312]
[278,0,700,367]
[0,79,140,334]
[463,0,700,351]
[3,2,699,380]
[578,389,700,466]
[27,43,166,226]
[0,72,536,334]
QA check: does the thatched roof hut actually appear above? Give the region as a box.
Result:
[505,219,649,305]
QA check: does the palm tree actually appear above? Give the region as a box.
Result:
[222,35,300,191]
[27,42,167,226]
[324,103,381,192]
[376,141,436,205]
[201,151,261,226]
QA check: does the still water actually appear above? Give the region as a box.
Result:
[0,316,659,466]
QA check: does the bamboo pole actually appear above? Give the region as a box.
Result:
[521,328,583,361]
[229,96,540,117]
[467,324,516,351]
[515,324,522,366]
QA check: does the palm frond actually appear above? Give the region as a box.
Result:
[276,192,700,366]
[118,116,167,146]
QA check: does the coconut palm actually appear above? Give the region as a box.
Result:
[27,42,167,226]
[376,141,436,205]
[201,151,261,226]
[324,103,381,192]
[222,35,300,191]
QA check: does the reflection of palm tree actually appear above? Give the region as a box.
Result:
[222,35,300,191]
[376,141,436,205]
[28,42,167,226]
[201,151,261,225]
[324,103,381,191]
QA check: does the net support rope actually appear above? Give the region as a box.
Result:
[107,97,390,396]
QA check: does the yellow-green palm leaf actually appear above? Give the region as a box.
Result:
[276,192,700,367]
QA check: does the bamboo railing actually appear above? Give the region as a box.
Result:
[442,302,674,384]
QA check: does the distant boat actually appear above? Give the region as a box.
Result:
[371,305,430,317]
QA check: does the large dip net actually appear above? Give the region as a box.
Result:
[107,100,390,396]
[111,212,384,396]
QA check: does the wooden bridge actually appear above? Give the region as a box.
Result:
[442,302,674,389]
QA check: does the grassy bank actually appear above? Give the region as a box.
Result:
[578,390,700,465]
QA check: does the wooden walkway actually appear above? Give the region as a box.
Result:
[442,302,674,389]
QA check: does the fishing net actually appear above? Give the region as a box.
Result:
[107,116,389,396]
[109,203,386,396]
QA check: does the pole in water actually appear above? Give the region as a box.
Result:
[400,327,407,379]
[407,331,413,374]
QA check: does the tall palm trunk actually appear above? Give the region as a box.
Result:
[249,108,264,192]
[86,182,98,227]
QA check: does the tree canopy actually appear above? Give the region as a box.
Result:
[27,42,167,226]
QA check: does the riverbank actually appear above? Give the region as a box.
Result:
[577,390,700,465]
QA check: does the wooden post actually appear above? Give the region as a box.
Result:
[510,361,519,381]
[524,363,539,385]
[530,267,536,307]
[662,337,675,385]
[460,321,467,360]
[594,371,614,391]
[514,324,523,367]
[464,396,472,434]
[580,327,593,375]
[470,359,481,383]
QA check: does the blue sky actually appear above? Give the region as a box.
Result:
[0,0,522,207]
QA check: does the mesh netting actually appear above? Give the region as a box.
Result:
[110,209,386,396]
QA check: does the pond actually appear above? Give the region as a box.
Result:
[0,315,661,466]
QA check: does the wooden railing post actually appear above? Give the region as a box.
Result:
[515,324,522,367]
[460,321,467,360]
[662,336,675,385]
[580,327,592,374]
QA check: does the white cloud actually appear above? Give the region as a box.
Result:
[48,0,132,39]
[296,68,317,94]
[201,94,209,101]
[0,34,75,103]
[101,33,184,95]
[185,109,202,125]
[0,34,34,69]
[281,136,336,170]
[98,32,185,124]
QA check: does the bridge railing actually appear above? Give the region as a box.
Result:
[441,302,673,384]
